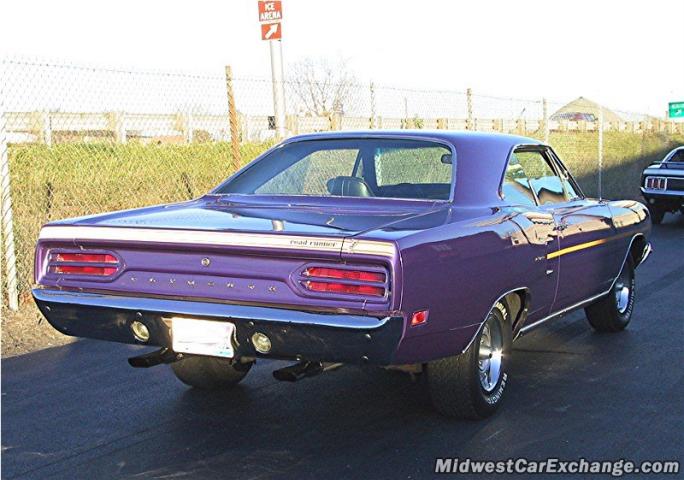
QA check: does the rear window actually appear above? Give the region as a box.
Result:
[218,138,454,200]
[667,149,684,163]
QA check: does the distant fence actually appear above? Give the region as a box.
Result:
[1,58,683,311]
[4,110,684,146]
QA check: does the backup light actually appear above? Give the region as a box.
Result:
[252,332,272,354]
[131,321,150,342]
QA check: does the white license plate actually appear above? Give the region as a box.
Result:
[171,317,235,358]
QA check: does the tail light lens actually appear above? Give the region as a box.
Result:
[302,266,388,297]
[645,177,666,190]
[47,251,120,277]
[304,267,385,283]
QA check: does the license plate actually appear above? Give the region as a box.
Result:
[171,317,235,358]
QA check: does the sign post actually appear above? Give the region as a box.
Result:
[258,1,286,138]
[668,102,684,119]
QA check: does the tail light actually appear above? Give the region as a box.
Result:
[47,251,120,277]
[645,177,666,190]
[302,266,388,297]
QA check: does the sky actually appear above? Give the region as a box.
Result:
[1,0,682,116]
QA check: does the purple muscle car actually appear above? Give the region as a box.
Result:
[33,131,652,418]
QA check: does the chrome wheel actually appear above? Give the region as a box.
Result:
[478,318,503,392]
[614,268,632,314]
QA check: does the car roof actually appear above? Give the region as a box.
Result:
[282,130,546,205]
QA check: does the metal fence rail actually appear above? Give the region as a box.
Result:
[1,58,683,311]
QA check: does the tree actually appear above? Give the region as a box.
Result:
[288,57,357,116]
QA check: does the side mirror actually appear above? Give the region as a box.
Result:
[441,153,453,165]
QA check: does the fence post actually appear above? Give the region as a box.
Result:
[39,111,52,146]
[107,112,126,144]
[369,82,376,129]
[542,98,549,144]
[224,66,241,171]
[0,110,19,311]
[466,88,473,131]
[597,106,603,199]
[184,112,193,143]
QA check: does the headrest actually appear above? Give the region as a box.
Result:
[326,176,374,197]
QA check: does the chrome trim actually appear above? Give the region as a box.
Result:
[460,287,528,354]
[639,242,653,266]
[32,289,394,330]
[641,187,684,197]
[39,225,397,258]
[517,290,608,336]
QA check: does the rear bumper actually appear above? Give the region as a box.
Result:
[641,188,684,205]
[32,289,404,365]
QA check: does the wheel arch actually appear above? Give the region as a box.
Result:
[627,233,649,268]
[460,287,530,354]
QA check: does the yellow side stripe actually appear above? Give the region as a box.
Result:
[546,238,609,259]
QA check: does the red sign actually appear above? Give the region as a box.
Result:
[258,1,282,22]
[261,22,282,41]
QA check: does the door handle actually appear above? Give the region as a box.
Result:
[522,212,554,225]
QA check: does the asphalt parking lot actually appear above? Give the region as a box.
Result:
[2,218,683,480]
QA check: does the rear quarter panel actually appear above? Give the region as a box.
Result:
[606,200,651,266]
[385,207,532,364]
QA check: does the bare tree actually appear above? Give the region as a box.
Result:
[288,57,356,116]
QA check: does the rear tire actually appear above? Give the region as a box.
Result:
[585,258,635,332]
[426,300,512,419]
[171,355,252,390]
[649,206,664,225]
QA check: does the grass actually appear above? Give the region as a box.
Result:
[5,131,684,303]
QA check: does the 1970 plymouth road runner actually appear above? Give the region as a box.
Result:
[641,146,684,224]
[33,131,652,418]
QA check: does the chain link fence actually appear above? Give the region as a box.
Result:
[2,58,684,317]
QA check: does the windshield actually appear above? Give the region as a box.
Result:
[216,138,454,201]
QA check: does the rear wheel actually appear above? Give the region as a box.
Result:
[649,206,664,225]
[585,258,635,332]
[171,355,252,390]
[426,301,512,419]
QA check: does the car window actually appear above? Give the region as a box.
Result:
[547,150,581,200]
[254,149,358,195]
[219,139,454,200]
[512,150,566,205]
[502,156,537,206]
[668,149,684,163]
[374,147,452,186]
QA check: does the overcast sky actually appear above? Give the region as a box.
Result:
[1,0,682,116]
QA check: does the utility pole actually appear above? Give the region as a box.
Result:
[269,39,286,138]
[258,1,286,138]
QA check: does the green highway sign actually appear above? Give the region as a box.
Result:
[669,101,684,119]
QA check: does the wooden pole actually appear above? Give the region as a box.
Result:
[225,66,241,171]
[466,88,473,130]
[598,106,603,199]
[542,98,549,144]
[0,110,19,311]
[369,82,376,129]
